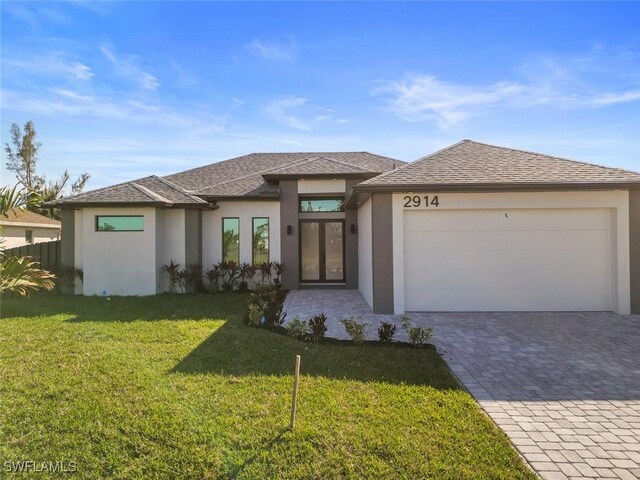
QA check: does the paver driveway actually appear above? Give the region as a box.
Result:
[426,312,640,480]
[284,290,640,480]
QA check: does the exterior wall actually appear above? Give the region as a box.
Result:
[74,210,84,294]
[630,190,640,314]
[390,190,631,315]
[280,181,299,289]
[156,209,186,293]
[1,226,59,248]
[77,207,158,296]
[298,179,346,194]
[344,179,360,289]
[202,201,281,268]
[357,197,373,308]
[371,193,394,313]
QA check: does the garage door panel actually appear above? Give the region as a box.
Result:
[405,287,611,312]
[406,249,610,275]
[404,208,611,232]
[405,266,611,291]
[405,229,610,253]
[403,208,612,312]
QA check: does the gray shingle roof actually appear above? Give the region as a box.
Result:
[46,152,404,206]
[262,156,371,178]
[165,152,404,197]
[45,175,208,207]
[359,140,640,189]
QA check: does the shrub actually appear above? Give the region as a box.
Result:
[308,313,328,342]
[400,316,433,348]
[377,322,397,344]
[246,302,264,326]
[161,260,184,294]
[259,262,273,284]
[286,317,308,340]
[272,262,286,285]
[221,261,240,291]
[184,263,205,292]
[340,316,369,345]
[204,265,221,292]
[240,263,257,290]
[246,283,288,328]
[53,265,83,292]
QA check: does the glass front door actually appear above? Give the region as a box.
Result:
[300,220,344,282]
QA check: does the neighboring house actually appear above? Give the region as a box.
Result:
[45,140,640,315]
[0,208,61,249]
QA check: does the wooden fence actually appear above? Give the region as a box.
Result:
[1,240,62,271]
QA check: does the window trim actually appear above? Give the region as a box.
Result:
[221,217,240,264]
[251,217,270,266]
[95,215,145,232]
[25,229,33,244]
[298,197,344,213]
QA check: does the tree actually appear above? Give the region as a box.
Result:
[5,121,90,216]
[0,185,56,297]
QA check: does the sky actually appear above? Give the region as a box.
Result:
[2,1,640,191]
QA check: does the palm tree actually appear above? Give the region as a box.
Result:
[0,186,55,296]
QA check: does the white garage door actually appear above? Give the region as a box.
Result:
[403,208,612,312]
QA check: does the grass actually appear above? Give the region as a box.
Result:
[0,293,535,479]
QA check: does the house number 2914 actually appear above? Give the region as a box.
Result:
[403,195,440,208]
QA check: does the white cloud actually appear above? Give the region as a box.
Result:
[231,98,245,108]
[0,87,224,130]
[5,53,93,81]
[373,45,640,129]
[263,97,336,131]
[100,44,159,91]
[372,74,525,128]
[245,37,297,61]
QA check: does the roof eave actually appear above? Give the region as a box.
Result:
[262,172,378,181]
[354,182,640,194]
[46,201,171,208]
[202,193,280,202]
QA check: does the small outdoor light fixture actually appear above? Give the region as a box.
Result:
[287,225,292,235]
[350,224,357,234]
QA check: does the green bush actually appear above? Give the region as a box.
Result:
[245,283,288,327]
[340,317,369,345]
[401,316,433,348]
[377,322,397,344]
[286,317,308,340]
[308,313,328,341]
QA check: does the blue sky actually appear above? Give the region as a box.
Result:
[2,1,640,190]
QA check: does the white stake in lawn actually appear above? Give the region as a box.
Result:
[290,355,301,430]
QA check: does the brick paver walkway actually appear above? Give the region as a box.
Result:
[283,290,640,480]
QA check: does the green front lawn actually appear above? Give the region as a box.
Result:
[0,294,534,479]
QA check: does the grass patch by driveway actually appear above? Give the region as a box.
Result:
[0,294,535,479]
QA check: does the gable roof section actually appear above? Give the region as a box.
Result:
[165,151,404,197]
[44,175,209,207]
[358,140,640,191]
[0,208,61,228]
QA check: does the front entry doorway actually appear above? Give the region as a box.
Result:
[299,220,345,283]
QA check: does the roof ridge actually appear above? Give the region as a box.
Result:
[56,175,154,202]
[193,157,313,191]
[359,142,468,186]
[466,139,640,175]
[315,155,371,172]
[151,175,207,202]
[130,183,171,203]
[266,155,371,175]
